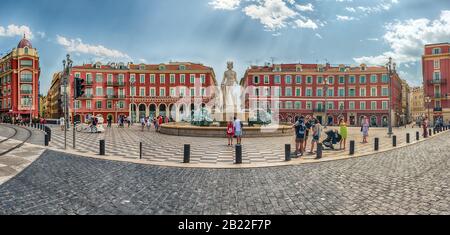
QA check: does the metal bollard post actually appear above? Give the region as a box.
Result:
[235,144,242,164]
[406,133,410,144]
[44,133,49,146]
[393,135,397,147]
[183,144,190,163]
[99,140,105,156]
[139,142,143,159]
[47,127,52,142]
[429,129,432,137]
[285,144,291,161]
[374,138,379,151]
[349,141,355,155]
[433,128,436,135]
[316,143,323,159]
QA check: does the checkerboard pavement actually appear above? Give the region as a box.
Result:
[48,124,427,166]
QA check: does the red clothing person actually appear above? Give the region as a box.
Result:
[226,122,235,137]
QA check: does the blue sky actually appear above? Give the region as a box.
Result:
[1,0,449,94]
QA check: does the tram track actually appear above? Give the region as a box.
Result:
[0,124,33,156]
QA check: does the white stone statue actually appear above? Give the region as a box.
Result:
[221,62,238,120]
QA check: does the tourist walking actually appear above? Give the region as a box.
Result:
[226,120,234,146]
[127,116,131,128]
[339,118,348,150]
[60,117,65,131]
[107,116,112,128]
[140,116,146,131]
[423,116,429,138]
[361,116,370,143]
[234,116,243,145]
[303,115,313,152]
[158,115,163,131]
[309,119,322,154]
[293,116,306,157]
[146,117,152,131]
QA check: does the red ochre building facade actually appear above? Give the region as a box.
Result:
[422,43,450,123]
[64,62,218,123]
[0,36,40,121]
[241,63,403,127]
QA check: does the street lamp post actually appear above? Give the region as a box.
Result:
[425,96,431,125]
[62,54,73,150]
[324,77,329,128]
[386,57,396,137]
[29,95,32,125]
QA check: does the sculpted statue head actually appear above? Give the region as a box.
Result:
[227,61,233,70]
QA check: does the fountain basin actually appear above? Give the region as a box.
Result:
[160,122,294,138]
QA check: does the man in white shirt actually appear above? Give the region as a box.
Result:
[60,117,65,131]
[234,117,243,145]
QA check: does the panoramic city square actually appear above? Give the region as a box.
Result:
[0,0,450,220]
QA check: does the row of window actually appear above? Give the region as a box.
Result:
[83,87,209,98]
[253,86,390,97]
[77,73,207,85]
[74,100,125,110]
[252,101,389,111]
[252,74,389,85]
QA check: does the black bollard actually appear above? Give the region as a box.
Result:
[99,140,105,156]
[316,143,323,159]
[44,133,49,146]
[393,135,397,147]
[433,128,436,135]
[139,142,143,159]
[429,129,432,137]
[285,144,291,161]
[183,144,190,163]
[235,144,242,164]
[416,132,420,141]
[47,127,52,142]
[349,141,355,155]
[374,138,379,151]
[406,133,410,144]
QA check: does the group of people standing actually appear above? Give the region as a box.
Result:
[140,115,168,132]
[226,117,243,146]
[292,116,350,158]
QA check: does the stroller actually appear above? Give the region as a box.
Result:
[322,130,342,150]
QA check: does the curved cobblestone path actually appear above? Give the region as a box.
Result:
[0,132,449,215]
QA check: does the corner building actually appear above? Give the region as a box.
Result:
[422,43,450,123]
[242,63,403,127]
[67,62,218,123]
[0,36,40,121]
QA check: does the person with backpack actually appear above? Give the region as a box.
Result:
[304,116,313,152]
[226,120,235,146]
[309,119,322,154]
[293,116,306,157]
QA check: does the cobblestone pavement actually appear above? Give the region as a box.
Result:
[0,125,45,184]
[48,124,425,166]
[0,131,448,215]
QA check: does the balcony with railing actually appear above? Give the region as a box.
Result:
[434,107,443,112]
[313,108,326,113]
[429,79,447,85]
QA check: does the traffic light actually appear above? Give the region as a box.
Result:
[75,77,85,99]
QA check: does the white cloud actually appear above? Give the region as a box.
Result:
[354,10,450,66]
[37,31,46,38]
[243,0,298,31]
[336,15,357,21]
[0,24,33,39]
[296,3,314,12]
[209,0,241,10]
[315,33,323,39]
[294,19,318,29]
[56,35,131,60]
